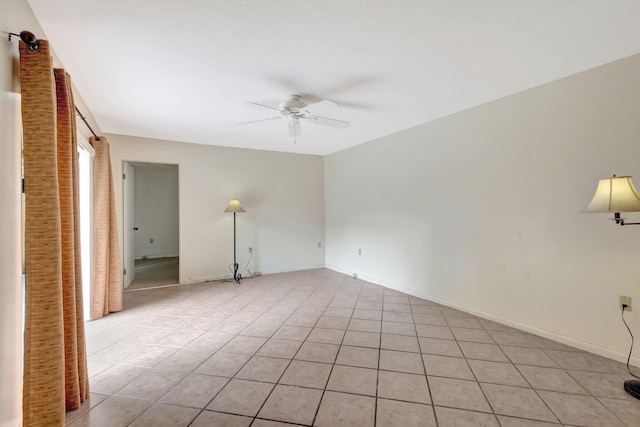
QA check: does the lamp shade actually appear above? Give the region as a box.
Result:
[224,198,246,213]
[583,176,640,213]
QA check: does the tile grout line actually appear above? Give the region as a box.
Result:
[452,315,499,420]
[410,296,440,427]
[310,274,360,426]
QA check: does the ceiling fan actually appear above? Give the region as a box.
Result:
[239,95,350,139]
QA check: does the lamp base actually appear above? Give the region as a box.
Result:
[624,380,640,400]
[233,262,242,284]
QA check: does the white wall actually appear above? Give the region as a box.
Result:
[133,163,179,259]
[109,135,325,284]
[0,13,25,426]
[326,53,640,365]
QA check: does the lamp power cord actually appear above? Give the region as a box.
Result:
[227,249,255,280]
[244,249,254,277]
[621,305,640,379]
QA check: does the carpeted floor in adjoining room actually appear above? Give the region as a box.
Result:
[66,269,640,426]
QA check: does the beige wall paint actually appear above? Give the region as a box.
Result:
[108,135,326,283]
[325,54,640,364]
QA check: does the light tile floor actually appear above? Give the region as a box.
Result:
[67,269,640,426]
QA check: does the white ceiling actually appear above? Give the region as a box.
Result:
[26,0,640,156]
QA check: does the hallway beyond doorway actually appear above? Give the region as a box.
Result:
[127,257,179,290]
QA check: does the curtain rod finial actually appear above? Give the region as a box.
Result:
[14,30,39,51]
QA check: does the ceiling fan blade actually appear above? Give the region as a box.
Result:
[302,114,350,129]
[238,116,282,125]
[247,102,281,112]
[289,119,301,137]
[304,99,338,112]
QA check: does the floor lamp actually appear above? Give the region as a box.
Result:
[584,175,640,399]
[224,198,245,283]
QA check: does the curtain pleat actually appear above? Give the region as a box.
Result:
[54,69,89,410]
[20,40,66,426]
[90,136,123,319]
[20,40,89,426]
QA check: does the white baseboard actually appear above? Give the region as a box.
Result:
[185,264,326,285]
[259,264,326,275]
[325,264,640,368]
[135,254,179,260]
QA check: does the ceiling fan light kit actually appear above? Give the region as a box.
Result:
[240,94,350,141]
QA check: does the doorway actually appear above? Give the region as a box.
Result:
[123,161,179,290]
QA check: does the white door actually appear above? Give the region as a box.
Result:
[123,162,135,288]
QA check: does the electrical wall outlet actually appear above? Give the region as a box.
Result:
[248,247,253,254]
[619,295,632,311]
[358,248,362,256]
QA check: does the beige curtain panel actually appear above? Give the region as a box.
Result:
[20,41,88,426]
[55,68,90,412]
[90,135,123,319]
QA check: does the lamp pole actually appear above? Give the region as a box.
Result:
[224,198,245,284]
[233,211,239,283]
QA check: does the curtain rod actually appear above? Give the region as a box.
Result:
[9,30,101,140]
[74,106,100,140]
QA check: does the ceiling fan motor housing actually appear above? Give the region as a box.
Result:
[279,95,307,115]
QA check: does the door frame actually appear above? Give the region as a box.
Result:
[121,160,181,289]
[122,161,135,288]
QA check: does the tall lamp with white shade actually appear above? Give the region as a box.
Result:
[584,175,640,399]
[224,198,245,283]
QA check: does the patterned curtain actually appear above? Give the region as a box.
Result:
[20,40,88,425]
[90,135,123,319]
